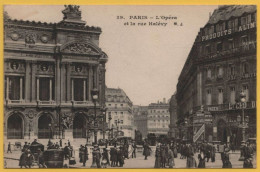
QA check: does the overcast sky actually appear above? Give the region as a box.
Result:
[5,5,217,105]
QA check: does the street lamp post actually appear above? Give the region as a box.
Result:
[91,88,99,145]
[48,123,51,139]
[238,90,249,161]
[184,117,188,141]
[101,107,107,140]
[108,113,112,140]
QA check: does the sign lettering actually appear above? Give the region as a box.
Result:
[202,22,256,42]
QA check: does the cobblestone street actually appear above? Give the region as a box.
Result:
[4,150,256,168]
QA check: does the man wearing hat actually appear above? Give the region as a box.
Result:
[37,148,47,168]
[243,141,254,168]
[222,148,232,168]
[110,145,117,167]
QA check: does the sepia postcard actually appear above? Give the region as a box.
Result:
[1,1,258,170]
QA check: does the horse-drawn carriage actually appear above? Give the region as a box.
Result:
[28,143,65,168]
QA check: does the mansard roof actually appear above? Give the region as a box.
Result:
[206,5,256,25]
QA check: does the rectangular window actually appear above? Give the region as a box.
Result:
[228,39,234,49]
[217,66,223,76]
[241,16,247,25]
[230,87,236,104]
[207,68,212,78]
[206,89,212,105]
[241,35,248,46]
[217,42,223,52]
[243,63,248,74]
[229,64,235,75]
[73,78,84,101]
[39,77,54,101]
[218,89,223,104]
[8,76,24,100]
[205,45,211,54]
[121,120,123,124]
[243,85,249,102]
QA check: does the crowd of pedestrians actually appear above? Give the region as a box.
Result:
[15,138,255,169]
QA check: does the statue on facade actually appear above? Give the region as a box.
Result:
[62,5,81,20]
[61,113,73,129]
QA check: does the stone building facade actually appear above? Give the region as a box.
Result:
[4,5,108,144]
[133,105,148,138]
[105,87,134,138]
[168,93,178,138]
[147,99,170,136]
[176,5,256,146]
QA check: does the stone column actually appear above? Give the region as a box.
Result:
[36,77,39,101]
[6,76,9,100]
[20,77,23,100]
[25,61,31,102]
[88,64,93,101]
[93,65,97,89]
[66,63,71,102]
[83,79,86,101]
[31,61,37,102]
[71,79,74,101]
[60,63,65,102]
[56,58,61,103]
[49,78,52,101]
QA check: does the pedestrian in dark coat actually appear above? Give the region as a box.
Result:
[154,145,161,168]
[168,148,175,168]
[222,148,232,168]
[160,145,166,168]
[19,151,27,168]
[92,146,101,168]
[110,146,117,167]
[211,145,216,162]
[79,145,83,163]
[59,139,62,147]
[26,150,34,168]
[22,142,29,152]
[64,143,70,160]
[37,149,47,168]
[132,143,137,158]
[118,147,125,167]
[143,143,150,160]
[101,148,110,168]
[7,142,12,153]
[198,152,206,168]
[83,145,89,167]
[243,143,254,168]
[205,143,211,162]
[173,144,178,158]
[186,144,197,168]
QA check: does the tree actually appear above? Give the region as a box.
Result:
[4,11,11,21]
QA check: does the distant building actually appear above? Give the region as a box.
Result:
[133,105,148,138]
[105,87,134,138]
[147,99,170,136]
[168,93,178,138]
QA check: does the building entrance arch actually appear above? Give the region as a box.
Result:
[217,119,228,143]
[38,114,53,139]
[7,113,24,139]
[73,114,87,138]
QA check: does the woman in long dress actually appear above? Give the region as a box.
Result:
[198,151,206,168]
[168,148,175,168]
[154,145,161,168]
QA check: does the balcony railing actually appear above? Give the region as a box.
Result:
[6,100,25,104]
[7,129,23,139]
[37,100,56,105]
[199,42,256,60]
[193,101,256,113]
